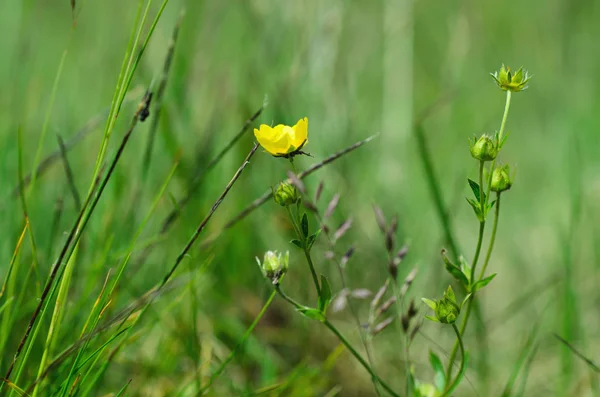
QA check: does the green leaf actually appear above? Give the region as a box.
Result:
[461,293,472,310]
[290,239,304,249]
[467,178,485,202]
[429,350,446,391]
[424,315,440,323]
[307,229,321,251]
[301,213,309,237]
[318,274,332,313]
[442,251,468,287]
[466,197,483,221]
[472,273,497,293]
[421,298,437,311]
[297,307,325,322]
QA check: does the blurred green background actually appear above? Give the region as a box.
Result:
[1,0,600,395]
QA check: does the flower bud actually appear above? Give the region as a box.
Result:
[422,286,460,324]
[274,182,299,207]
[469,134,497,161]
[491,164,512,192]
[257,250,289,285]
[490,65,531,92]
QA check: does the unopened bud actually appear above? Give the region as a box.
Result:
[274,182,299,207]
[469,134,497,161]
[256,250,289,285]
[491,164,513,192]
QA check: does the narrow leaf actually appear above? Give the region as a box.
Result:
[290,239,304,249]
[301,213,309,237]
[429,350,446,391]
[421,298,437,311]
[472,273,497,293]
[319,275,332,313]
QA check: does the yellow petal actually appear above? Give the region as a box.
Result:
[255,124,291,155]
[291,117,308,149]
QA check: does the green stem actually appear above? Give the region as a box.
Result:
[275,287,400,397]
[199,290,276,393]
[446,162,486,379]
[322,320,401,397]
[286,207,321,296]
[485,90,512,200]
[479,193,501,280]
[441,324,466,396]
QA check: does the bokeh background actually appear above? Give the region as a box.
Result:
[1,0,600,396]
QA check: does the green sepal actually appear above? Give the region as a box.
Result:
[421,298,437,311]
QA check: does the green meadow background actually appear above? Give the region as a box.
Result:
[1,0,600,395]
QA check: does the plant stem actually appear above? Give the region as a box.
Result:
[286,207,321,296]
[446,161,486,379]
[322,320,401,397]
[274,287,400,397]
[441,324,465,396]
[199,290,276,393]
[485,90,512,200]
[479,193,501,280]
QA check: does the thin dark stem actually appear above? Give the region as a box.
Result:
[198,134,378,250]
[199,290,276,394]
[142,10,184,180]
[159,105,265,234]
[303,248,321,297]
[274,286,400,397]
[323,320,401,397]
[56,134,82,211]
[285,206,321,296]
[159,143,258,286]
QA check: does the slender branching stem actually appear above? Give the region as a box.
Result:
[479,192,501,280]
[485,90,512,200]
[274,286,400,396]
[441,324,466,397]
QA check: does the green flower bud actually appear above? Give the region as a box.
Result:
[422,286,460,324]
[469,134,497,161]
[491,164,513,192]
[274,182,299,207]
[256,250,289,284]
[490,65,531,92]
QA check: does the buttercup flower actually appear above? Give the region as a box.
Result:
[254,117,308,156]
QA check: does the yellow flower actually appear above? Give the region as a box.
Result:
[254,117,308,156]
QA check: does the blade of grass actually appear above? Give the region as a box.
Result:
[2,93,152,387]
[501,321,543,397]
[554,333,600,373]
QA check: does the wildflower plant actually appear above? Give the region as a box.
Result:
[418,65,529,395]
[221,64,529,396]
